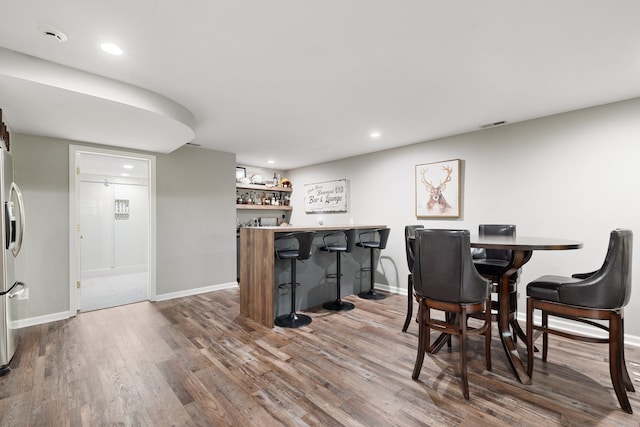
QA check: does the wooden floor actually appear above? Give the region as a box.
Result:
[1,288,639,426]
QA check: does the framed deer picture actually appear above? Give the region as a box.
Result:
[415,159,461,218]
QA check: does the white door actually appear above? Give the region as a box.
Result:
[69,146,156,314]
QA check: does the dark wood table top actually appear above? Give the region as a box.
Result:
[470,235,583,251]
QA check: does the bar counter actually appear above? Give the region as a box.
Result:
[239,225,386,328]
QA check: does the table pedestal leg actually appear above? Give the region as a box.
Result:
[498,249,532,385]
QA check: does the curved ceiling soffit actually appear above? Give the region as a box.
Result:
[0,47,195,153]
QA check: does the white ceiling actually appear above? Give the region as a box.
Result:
[1,1,639,170]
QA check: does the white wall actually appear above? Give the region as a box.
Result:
[286,97,640,338]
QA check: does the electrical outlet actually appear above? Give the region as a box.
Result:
[17,287,29,300]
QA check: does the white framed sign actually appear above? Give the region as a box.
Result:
[304,179,348,213]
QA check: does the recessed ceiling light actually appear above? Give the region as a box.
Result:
[121,173,130,177]
[123,164,134,169]
[267,160,275,164]
[370,132,381,138]
[101,43,123,56]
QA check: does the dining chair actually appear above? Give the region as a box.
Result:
[411,229,492,400]
[402,224,423,332]
[526,229,634,413]
[274,231,317,328]
[472,224,516,278]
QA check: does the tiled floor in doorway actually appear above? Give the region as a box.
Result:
[81,271,148,312]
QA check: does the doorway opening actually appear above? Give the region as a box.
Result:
[69,146,156,314]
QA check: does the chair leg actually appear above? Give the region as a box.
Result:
[541,311,548,362]
[526,298,534,378]
[619,317,635,393]
[402,274,413,332]
[460,305,469,400]
[609,313,633,414]
[412,302,428,380]
[484,299,492,372]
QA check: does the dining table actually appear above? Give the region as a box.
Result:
[468,235,583,384]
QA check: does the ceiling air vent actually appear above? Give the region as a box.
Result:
[38,25,68,43]
[479,120,507,129]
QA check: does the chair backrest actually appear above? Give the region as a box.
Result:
[358,228,391,250]
[560,229,633,309]
[413,229,490,303]
[377,228,391,250]
[405,225,424,271]
[322,229,357,252]
[344,228,357,253]
[479,224,516,261]
[276,231,316,260]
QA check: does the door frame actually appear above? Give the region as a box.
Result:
[68,145,157,315]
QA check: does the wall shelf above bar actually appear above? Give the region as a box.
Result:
[236,204,292,211]
[236,183,292,192]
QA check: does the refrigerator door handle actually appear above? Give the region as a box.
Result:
[7,282,25,299]
[10,182,25,257]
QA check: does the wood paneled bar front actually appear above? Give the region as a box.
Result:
[239,225,386,328]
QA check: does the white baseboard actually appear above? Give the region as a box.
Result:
[153,281,239,302]
[13,311,72,329]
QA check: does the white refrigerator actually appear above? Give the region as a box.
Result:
[0,148,25,376]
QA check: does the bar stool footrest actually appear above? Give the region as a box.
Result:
[278,282,300,289]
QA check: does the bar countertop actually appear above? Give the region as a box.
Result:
[240,224,386,232]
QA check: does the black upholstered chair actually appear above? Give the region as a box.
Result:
[526,229,634,413]
[472,224,516,279]
[412,229,492,400]
[321,229,357,311]
[356,228,391,300]
[402,225,424,332]
[275,231,317,328]
[472,224,526,341]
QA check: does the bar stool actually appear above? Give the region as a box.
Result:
[357,228,391,300]
[275,231,316,328]
[320,229,356,311]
